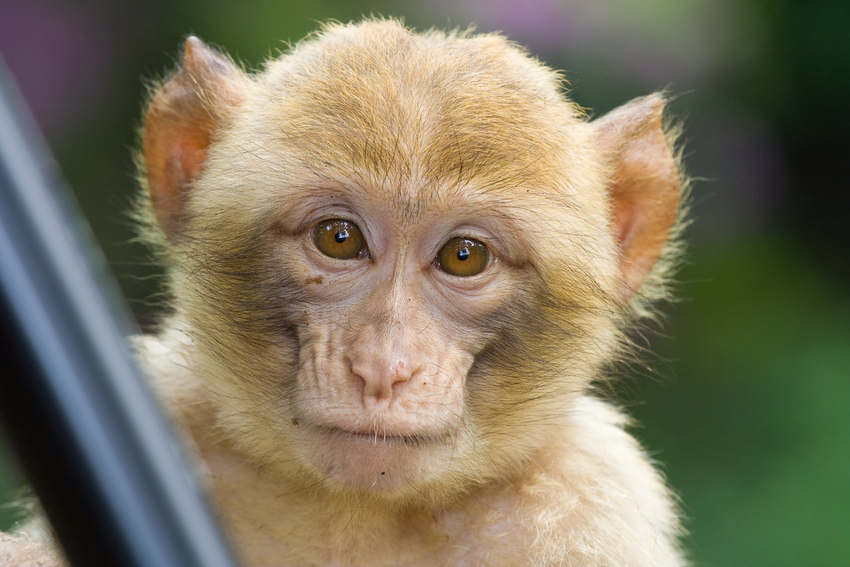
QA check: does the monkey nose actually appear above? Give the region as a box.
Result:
[351,357,418,406]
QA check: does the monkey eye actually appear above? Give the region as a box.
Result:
[437,237,490,277]
[314,219,366,259]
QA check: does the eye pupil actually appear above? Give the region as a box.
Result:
[437,237,489,277]
[314,220,365,259]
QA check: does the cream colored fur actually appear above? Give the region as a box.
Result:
[128,326,685,566]
[0,19,687,566]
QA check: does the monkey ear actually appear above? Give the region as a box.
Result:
[592,94,680,301]
[143,37,247,238]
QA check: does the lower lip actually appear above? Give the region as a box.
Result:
[295,421,466,487]
[321,426,440,445]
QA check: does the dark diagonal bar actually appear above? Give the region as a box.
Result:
[0,60,238,567]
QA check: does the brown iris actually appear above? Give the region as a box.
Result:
[314,219,365,259]
[437,237,490,277]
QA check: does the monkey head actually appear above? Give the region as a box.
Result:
[141,20,681,506]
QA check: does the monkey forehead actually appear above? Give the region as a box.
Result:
[242,19,596,197]
[197,19,616,284]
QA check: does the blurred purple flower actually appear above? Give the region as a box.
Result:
[0,0,110,134]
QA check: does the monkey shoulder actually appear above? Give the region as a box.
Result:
[129,327,198,397]
[385,397,684,566]
[510,396,686,566]
[0,531,64,567]
[129,328,212,426]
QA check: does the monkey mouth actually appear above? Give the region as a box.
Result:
[297,420,463,491]
[316,424,450,445]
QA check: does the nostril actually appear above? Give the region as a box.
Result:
[350,360,388,403]
[348,360,369,388]
[390,359,410,381]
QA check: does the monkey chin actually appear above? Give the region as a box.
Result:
[299,423,463,498]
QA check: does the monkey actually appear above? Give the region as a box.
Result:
[1,18,688,566]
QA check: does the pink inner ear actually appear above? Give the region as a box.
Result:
[613,203,637,250]
[594,96,680,302]
[612,159,679,299]
[143,36,247,239]
[174,136,210,187]
[616,197,669,298]
[145,109,215,237]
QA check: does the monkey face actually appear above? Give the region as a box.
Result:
[143,21,679,505]
[174,158,613,500]
[266,182,526,492]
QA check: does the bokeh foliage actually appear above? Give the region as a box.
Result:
[0,1,848,565]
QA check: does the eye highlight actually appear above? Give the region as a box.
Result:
[314,219,366,259]
[437,237,490,277]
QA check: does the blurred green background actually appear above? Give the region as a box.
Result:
[0,0,848,565]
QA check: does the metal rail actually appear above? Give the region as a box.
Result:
[0,59,239,567]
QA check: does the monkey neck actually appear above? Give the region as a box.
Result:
[139,325,659,566]
[134,327,519,562]
[197,430,539,567]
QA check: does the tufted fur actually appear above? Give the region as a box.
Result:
[1,19,688,566]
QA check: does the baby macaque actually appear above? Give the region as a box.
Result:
[3,18,688,566]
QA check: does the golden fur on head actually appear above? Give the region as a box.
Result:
[0,18,689,567]
[136,17,687,491]
[133,17,687,566]
[137,17,686,322]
